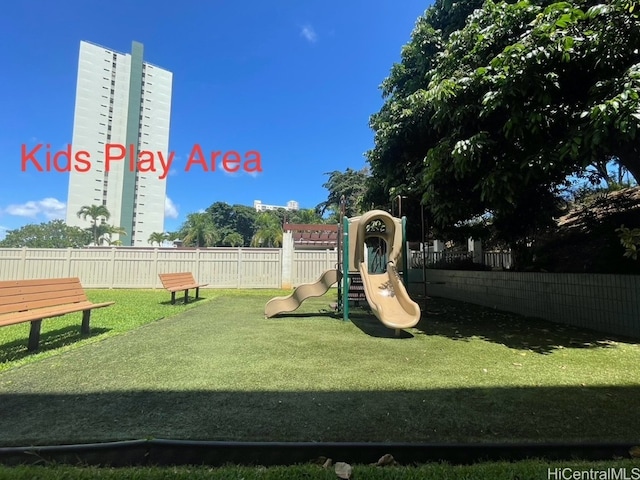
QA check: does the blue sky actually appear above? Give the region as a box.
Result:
[0,0,429,239]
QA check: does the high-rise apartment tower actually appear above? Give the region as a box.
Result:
[65,40,172,246]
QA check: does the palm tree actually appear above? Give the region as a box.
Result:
[222,232,244,247]
[96,224,127,246]
[290,208,323,224]
[77,204,111,246]
[181,212,219,247]
[251,213,283,247]
[148,232,168,247]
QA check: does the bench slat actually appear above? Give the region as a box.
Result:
[0,287,85,307]
[0,293,88,315]
[0,278,83,289]
[0,301,114,327]
[165,283,207,292]
[159,273,196,285]
[0,277,91,315]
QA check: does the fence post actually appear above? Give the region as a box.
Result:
[153,248,159,289]
[65,248,72,277]
[195,248,201,281]
[237,247,242,289]
[468,238,483,263]
[109,247,116,288]
[18,247,26,279]
[281,231,293,289]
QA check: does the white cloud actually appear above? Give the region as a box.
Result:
[217,159,262,178]
[300,25,318,43]
[3,197,66,220]
[218,160,241,177]
[165,196,179,219]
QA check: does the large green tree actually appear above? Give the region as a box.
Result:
[251,212,283,247]
[180,212,219,247]
[316,168,371,219]
[204,202,258,246]
[0,220,91,248]
[367,0,640,256]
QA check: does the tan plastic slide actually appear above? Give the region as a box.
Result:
[358,261,421,329]
[264,269,341,318]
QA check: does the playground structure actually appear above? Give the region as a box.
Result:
[264,207,421,333]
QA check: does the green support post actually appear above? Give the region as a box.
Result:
[402,216,408,286]
[336,219,342,312]
[342,216,350,321]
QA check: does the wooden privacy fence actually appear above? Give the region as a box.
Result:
[0,247,340,289]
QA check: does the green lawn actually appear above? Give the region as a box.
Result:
[0,288,218,373]
[2,460,640,480]
[0,288,639,447]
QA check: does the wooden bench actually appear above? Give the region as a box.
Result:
[0,277,115,351]
[158,272,208,305]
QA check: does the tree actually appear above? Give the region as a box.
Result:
[231,204,258,246]
[222,232,244,247]
[203,202,258,246]
[289,208,324,224]
[95,224,127,246]
[148,232,168,246]
[316,168,370,219]
[180,212,219,247]
[0,220,91,248]
[617,225,640,260]
[367,0,640,258]
[166,231,181,242]
[251,212,283,247]
[77,204,111,246]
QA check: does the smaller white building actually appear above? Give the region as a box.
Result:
[254,200,299,212]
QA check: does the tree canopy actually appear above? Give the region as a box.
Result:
[0,220,91,248]
[367,0,640,247]
[316,168,371,219]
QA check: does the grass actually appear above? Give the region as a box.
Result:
[0,288,217,373]
[0,289,639,446]
[2,460,640,480]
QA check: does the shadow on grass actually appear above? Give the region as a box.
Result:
[410,295,637,354]
[349,309,414,339]
[158,296,208,307]
[0,326,110,364]
[1,386,639,447]
[268,311,339,319]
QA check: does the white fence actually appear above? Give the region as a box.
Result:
[0,247,341,289]
[409,250,512,269]
[293,249,338,285]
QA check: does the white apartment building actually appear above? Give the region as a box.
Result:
[254,200,299,212]
[65,41,172,246]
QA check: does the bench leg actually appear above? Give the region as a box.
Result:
[81,310,91,335]
[171,292,176,305]
[184,289,189,304]
[195,287,200,300]
[28,320,42,351]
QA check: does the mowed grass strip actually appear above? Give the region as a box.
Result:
[1,460,640,480]
[0,290,639,445]
[0,288,223,373]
